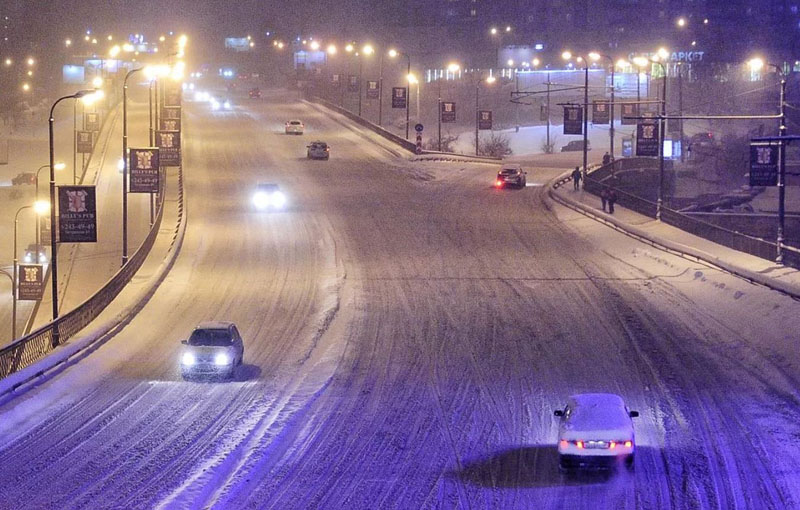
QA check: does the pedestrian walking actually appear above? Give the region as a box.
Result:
[602,152,611,166]
[600,187,609,212]
[608,188,618,214]
[571,166,582,190]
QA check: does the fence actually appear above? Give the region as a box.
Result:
[582,159,800,268]
[0,164,172,379]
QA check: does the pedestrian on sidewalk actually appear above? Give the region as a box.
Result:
[602,152,611,166]
[600,187,609,212]
[608,188,618,214]
[571,166,582,190]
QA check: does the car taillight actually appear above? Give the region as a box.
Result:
[495,180,503,187]
[559,439,568,449]
[576,440,584,449]
[624,440,633,448]
[609,441,616,449]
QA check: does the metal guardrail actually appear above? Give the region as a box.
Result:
[579,161,800,268]
[0,165,170,379]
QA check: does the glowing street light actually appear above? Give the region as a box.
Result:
[65,39,72,47]
[327,44,337,55]
[4,58,11,66]
[309,40,320,51]
[26,57,35,66]
[447,62,460,73]
[388,48,398,58]
[532,58,540,67]
[109,45,121,58]
[561,51,572,61]
[490,27,498,35]
[21,83,30,92]
[362,44,374,55]
[747,57,765,72]
[677,17,687,27]
[345,43,354,53]
[507,59,515,67]
[91,76,104,88]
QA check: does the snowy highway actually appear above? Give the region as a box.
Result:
[2,90,800,509]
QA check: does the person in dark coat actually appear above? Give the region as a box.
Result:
[600,187,609,212]
[571,167,582,190]
[608,188,618,214]
[602,152,611,166]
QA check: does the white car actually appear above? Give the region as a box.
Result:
[285,120,304,135]
[554,393,639,471]
[180,321,244,380]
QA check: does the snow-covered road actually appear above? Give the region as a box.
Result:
[1,89,799,509]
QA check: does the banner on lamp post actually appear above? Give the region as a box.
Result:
[621,103,639,125]
[441,101,456,123]
[85,112,100,132]
[164,81,181,107]
[58,185,97,243]
[366,80,379,99]
[635,119,660,157]
[592,101,610,124]
[17,264,44,300]
[478,110,492,130]
[156,130,181,166]
[76,130,93,153]
[347,75,359,92]
[392,87,407,108]
[749,142,779,187]
[563,105,583,135]
[129,147,160,193]
[331,74,341,87]
[160,117,181,131]
[161,106,181,120]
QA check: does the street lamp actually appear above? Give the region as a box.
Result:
[749,57,788,263]
[12,201,50,340]
[475,74,496,155]
[634,55,668,220]
[387,49,412,139]
[122,66,146,266]
[562,51,590,185]
[49,89,94,345]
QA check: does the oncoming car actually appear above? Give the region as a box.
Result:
[180,321,244,380]
[307,141,330,160]
[554,393,639,471]
[495,164,526,188]
[285,120,304,135]
[252,183,287,211]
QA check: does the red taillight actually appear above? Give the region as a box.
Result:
[495,180,503,187]
[576,440,584,449]
[559,440,568,449]
[609,441,616,449]
[624,440,632,448]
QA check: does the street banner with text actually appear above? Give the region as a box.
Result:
[478,110,492,130]
[17,264,43,300]
[76,130,93,153]
[592,101,610,124]
[636,120,660,157]
[160,117,181,131]
[348,75,359,92]
[366,81,379,99]
[129,147,160,193]
[621,103,638,125]
[58,185,97,242]
[85,112,100,132]
[441,101,456,123]
[749,142,779,187]
[392,87,407,108]
[156,130,181,166]
[563,105,583,135]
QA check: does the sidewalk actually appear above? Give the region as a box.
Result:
[549,175,800,298]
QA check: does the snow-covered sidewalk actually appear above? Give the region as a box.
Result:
[550,176,800,297]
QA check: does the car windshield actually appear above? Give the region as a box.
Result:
[188,329,232,347]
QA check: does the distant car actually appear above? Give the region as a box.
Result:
[248,88,262,99]
[554,393,638,471]
[180,321,244,380]
[12,173,36,186]
[561,140,591,152]
[23,243,47,264]
[285,120,305,135]
[252,183,287,210]
[307,141,330,160]
[495,164,526,188]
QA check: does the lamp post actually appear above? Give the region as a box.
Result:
[634,54,668,220]
[389,49,412,139]
[562,52,590,184]
[0,269,11,342]
[589,53,618,161]
[49,90,94,345]
[749,58,788,263]
[35,162,63,253]
[122,67,144,266]
[475,74,497,156]
[11,201,49,340]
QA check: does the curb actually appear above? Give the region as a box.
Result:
[547,171,800,300]
[0,165,188,400]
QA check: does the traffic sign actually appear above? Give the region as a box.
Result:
[415,123,424,133]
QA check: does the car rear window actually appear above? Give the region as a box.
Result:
[189,329,233,346]
[290,121,302,125]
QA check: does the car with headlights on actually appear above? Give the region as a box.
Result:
[307,141,330,160]
[554,393,639,471]
[252,183,287,211]
[23,243,47,264]
[180,321,244,380]
[494,164,526,189]
[285,119,304,135]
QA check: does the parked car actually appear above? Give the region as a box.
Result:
[12,173,36,186]
[495,164,527,189]
[307,141,330,160]
[561,140,591,152]
[180,321,245,380]
[285,120,305,135]
[554,393,639,471]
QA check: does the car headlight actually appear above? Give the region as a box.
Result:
[24,254,32,263]
[38,253,47,264]
[223,101,231,109]
[270,191,286,209]
[214,352,231,366]
[252,191,270,210]
[182,352,196,366]
[211,100,220,110]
